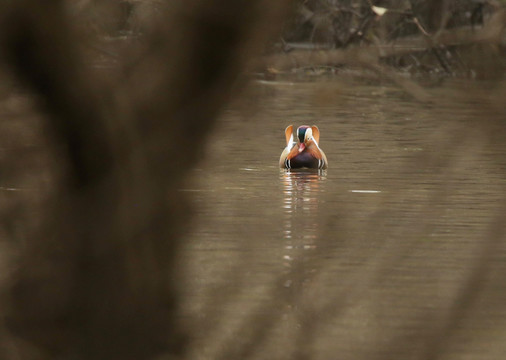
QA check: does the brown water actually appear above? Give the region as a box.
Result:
[180,79,506,360]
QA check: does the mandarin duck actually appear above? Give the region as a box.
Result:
[279,125,328,169]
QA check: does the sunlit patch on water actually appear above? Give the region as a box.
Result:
[349,190,381,193]
[178,189,214,192]
[254,80,296,86]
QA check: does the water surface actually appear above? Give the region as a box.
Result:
[181,79,506,360]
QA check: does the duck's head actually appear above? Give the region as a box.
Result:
[296,125,315,152]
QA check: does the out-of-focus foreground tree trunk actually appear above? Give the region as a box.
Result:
[0,0,290,359]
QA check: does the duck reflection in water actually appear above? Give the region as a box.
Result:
[280,170,326,247]
[279,125,328,170]
[280,167,326,338]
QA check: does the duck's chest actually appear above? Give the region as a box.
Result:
[288,151,320,169]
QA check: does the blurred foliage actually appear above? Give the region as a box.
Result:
[274,0,506,78]
[61,0,506,78]
[0,0,290,359]
[284,0,499,44]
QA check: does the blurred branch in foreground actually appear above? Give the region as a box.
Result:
[0,0,290,359]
